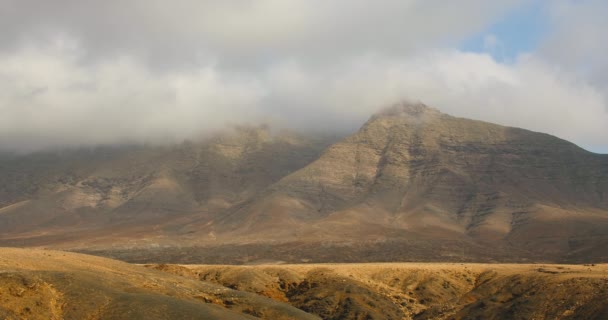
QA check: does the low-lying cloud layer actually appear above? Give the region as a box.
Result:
[1,0,607,152]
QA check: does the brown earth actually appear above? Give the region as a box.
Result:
[0,247,321,319]
[149,262,608,320]
[1,247,606,319]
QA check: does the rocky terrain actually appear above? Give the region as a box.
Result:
[1,103,607,319]
[200,103,608,262]
[149,262,608,320]
[0,247,319,320]
[0,102,606,263]
[0,126,337,250]
[1,247,605,320]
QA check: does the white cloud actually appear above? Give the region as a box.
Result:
[259,51,608,151]
[1,39,606,152]
[0,0,606,153]
[0,41,266,151]
[0,0,527,67]
[540,0,608,102]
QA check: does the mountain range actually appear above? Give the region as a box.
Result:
[1,102,606,263]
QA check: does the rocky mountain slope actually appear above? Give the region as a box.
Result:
[0,102,606,262]
[0,126,337,248]
[191,103,607,262]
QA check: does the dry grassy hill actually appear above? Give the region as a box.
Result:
[0,247,319,319]
[2,247,605,319]
[149,262,608,320]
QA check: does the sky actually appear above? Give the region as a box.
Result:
[1,0,607,153]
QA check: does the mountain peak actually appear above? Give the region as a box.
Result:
[1,101,607,264]
[371,101,442,120]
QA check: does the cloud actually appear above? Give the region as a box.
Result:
[389,52,608,151]
[540,0,608,104]
[1,38,606,152]
[0,39,266,151]
[542,0,608,67]
[259,51,608,151]
[0,0,607,153]
[0,0,526,68]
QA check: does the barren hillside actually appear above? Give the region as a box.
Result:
[0,102,607,263]
[150,262,608,320]
[0,248,319,320]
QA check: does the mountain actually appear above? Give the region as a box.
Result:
[0,102,606,263]
[0,126,338,249]
[189,102,608,262]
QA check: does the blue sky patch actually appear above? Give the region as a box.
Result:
[461,1,549,63]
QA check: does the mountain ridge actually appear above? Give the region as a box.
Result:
[0,102,606,263]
